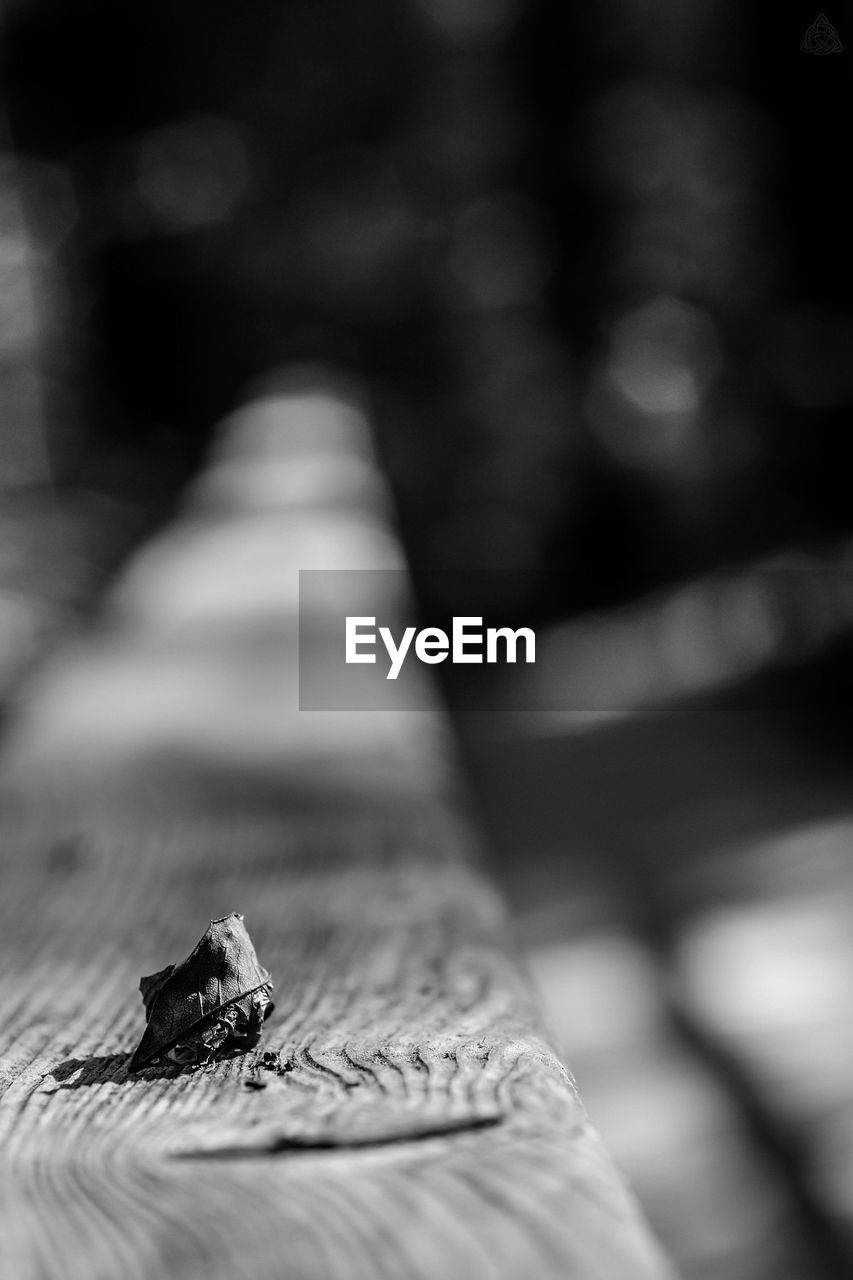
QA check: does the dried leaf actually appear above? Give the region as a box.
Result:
[129,914,274,1072]
[139,964,175,1017]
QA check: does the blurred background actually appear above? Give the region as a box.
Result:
[2,0,853,1276]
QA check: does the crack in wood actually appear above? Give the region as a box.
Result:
[173,1114,504,1160]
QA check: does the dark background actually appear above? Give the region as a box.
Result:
[3,0,852,621]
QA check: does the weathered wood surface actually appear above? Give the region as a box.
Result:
[0,373,675,1280]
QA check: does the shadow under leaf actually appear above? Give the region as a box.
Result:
[47,1052,182,1089]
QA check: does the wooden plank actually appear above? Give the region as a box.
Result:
[0,372,675,1280]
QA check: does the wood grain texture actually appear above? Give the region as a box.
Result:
[0,375,675,1280]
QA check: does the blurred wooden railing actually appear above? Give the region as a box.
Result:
[0,369,674,1280]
